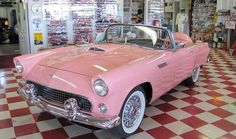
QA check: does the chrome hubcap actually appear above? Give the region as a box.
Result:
[192,67,200,82]
[123,95,141,128]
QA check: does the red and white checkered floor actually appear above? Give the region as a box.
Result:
[0,49,236,139]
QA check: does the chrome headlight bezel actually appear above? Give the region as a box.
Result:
[15,60,24,73]
[93,79,109,97]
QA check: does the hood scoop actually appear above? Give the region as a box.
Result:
[89,47,105,52]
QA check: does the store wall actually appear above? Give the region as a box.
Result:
[0,7,7,17]
[217,0,236,11]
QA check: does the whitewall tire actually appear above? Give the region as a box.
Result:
[185,66,201,85]
[115,87,146,137]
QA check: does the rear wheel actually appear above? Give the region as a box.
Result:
[115,87,146,137]
[185,66,201,86]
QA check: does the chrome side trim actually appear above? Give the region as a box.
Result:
[17,86,120,129]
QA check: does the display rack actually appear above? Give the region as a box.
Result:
[43,0,69,46]
[47,20,68,46]
[95,0,122,33]
[70,0,95,43]
[191,2,216,42]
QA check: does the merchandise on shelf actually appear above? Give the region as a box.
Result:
[47,20,68,46]
[95,0,122,33]
[43,0,69,46]
[70,0,95,44]
[191,1,216,42]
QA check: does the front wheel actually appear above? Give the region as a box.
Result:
[115,87,146,137]
[185,66,201,86]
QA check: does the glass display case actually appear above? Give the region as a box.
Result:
[191,1,216,42]
[70,0,95,43]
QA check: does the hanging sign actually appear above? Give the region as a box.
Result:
[225,20,236,29]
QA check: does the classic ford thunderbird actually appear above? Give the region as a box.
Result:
[15,24,210,137]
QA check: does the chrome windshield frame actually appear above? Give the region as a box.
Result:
[104,23,177,51]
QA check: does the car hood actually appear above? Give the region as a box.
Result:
[39,43,162,76]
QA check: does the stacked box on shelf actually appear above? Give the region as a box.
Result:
[47,20,68,46]
[43,0,69,46]
[191,2,216,42]
[71,0,95,44]
[95,0,122,34]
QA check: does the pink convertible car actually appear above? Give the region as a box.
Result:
[15,24,210,137]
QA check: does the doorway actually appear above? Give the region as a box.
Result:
[0,1,20,56]
[0,1,29,68]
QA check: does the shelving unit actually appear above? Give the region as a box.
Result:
[70,0,95,43]
[191,2,216,42]
[95,0,122,33]
[43,0,69,46]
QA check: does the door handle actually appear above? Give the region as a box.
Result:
[158,62,168,69]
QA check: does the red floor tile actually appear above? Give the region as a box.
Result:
[205,91,223,97]
[181,105,204,115]
[7,96,24,103]
[181,97,202,104]
[218,76,232,80]
[152,113,177,125]
[160,95,178,102]
[213,119,236,132]
[181,116,207,129]
[10,108,31,117]
[5,87,18,93]
[0,104,9,111]
[147,126,176,139]
[209,108,233,118]
[33,112,56,122]
[0,119,12,129]
[0,94,6,99]
[14,123,39,137]
[228,93,236,99]
[5,80,17,84]
[183,89,200,95]
[224,86,236,92]
[155,103,177,112]
[221,81,236,86]
[41,128,68,139]
[181,130,209,139]
[201,79,216,84]
[203,85,219,90]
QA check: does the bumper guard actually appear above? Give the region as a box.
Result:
[17,86,120,129]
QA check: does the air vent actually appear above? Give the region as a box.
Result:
[89,47,104,52]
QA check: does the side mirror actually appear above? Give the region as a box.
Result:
[95,32,105,43]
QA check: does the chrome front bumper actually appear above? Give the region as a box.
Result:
[17,86,120,129]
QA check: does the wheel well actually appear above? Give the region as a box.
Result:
[139,82,152,104]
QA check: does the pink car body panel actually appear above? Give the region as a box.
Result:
[14,34,210,118]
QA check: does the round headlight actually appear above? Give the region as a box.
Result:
[15,61,24,73]
[93,79,109,97]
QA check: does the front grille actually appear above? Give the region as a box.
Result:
[27,81,92,112]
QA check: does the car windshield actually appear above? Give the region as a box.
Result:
[104,24,173,50]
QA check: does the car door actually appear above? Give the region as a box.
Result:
[173,47,195,85]
[151,51,176,99]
